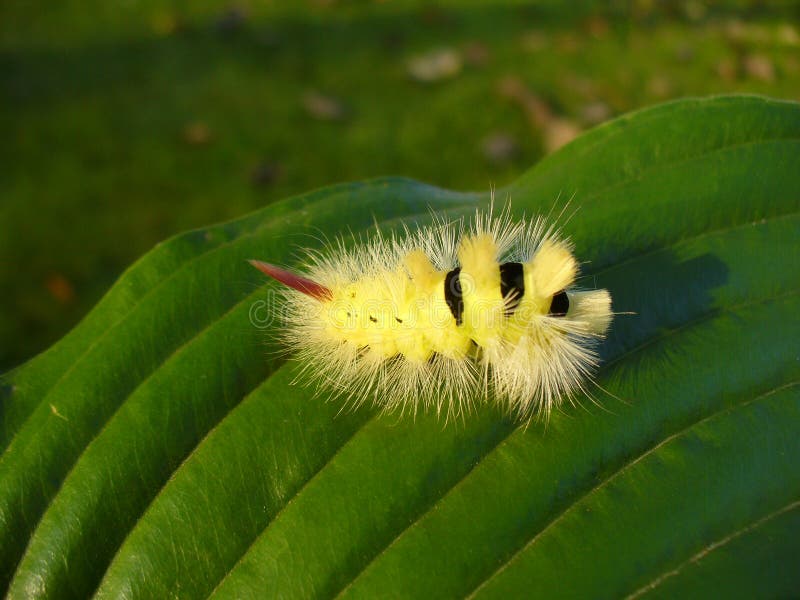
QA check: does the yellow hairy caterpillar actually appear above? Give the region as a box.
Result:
[250,207,612,420]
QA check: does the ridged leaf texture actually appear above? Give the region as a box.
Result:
[2,95,799,599]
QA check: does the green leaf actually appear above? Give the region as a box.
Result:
[2,95,799,599]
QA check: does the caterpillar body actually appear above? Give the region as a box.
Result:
[251,207,612,421]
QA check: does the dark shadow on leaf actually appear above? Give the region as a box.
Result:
[596,249,730,363]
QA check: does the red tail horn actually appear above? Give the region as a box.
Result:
[249,260,332,301]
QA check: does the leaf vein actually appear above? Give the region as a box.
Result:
[624,495,800,600]
[465,379,800,598]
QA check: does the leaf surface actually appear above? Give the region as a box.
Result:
[1,96,798,599]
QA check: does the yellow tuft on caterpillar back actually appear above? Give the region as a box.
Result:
[251,206,612,421]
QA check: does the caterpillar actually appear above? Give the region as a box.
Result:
[250,206,612,421]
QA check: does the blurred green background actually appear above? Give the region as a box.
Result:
[1,0,798,371]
